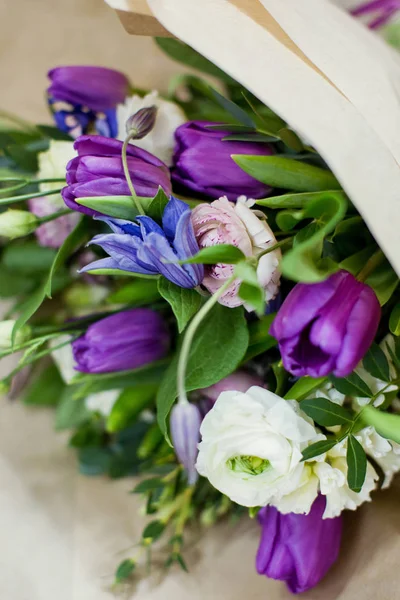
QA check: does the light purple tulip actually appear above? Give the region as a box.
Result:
[72,308,170,374]
[172,121,274,200]
[170,402,202,485]
[270,270,381,378]
[61,135,172,216]
[257,496,342,594]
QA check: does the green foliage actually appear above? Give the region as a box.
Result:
[156,304,249,439]
[301,439,338,461]
[363,343,391,382]
[23,361,65,406]
[142,520,166,542]
[346,435,367,493]
[256,190,346,209]
[330,372,373,398]
[389,303,400,336]
[365,258,399,306]
[179,244,245,265]
[145,187,170,222]
[55,388,90,431]
[244,313,277,361]
[75,195,139,221]
[362,406,400,444]
[300,398,353,427]
[2,242,56,274]
[235,261,264,314]
[284,376,327,401]
[107,279,161,305]
[132,478,164,494]
[115,559,135,583]
[106,385,158,433]
[158,278,202,333]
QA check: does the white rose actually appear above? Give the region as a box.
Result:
[196,386,318,507]
[116,91,186,166]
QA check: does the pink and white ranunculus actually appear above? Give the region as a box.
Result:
[191,196,281,308]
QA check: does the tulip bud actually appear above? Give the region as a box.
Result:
[170,402,202,485]
[0,320,31,349]
[125,105,158,139]
[0,210,37,239]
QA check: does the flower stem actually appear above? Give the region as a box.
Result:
[256,237,292,259]
[357,249,385,282]
[177,275,236,405]
[36,208,72,225]
[0,187,64,206]
[122,134,145,215]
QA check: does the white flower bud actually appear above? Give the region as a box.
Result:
[0,320,31,349]
[0,210,37,239]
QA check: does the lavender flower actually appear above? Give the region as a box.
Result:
[270,270,381,378]
[351,0,400,29]
[172,121,274,200]
[257,496,342,594]
[47,66,129,138]
[72,308,170,374]
[81,197,204,289]
[61,135,172,217]
[170,403,202,485]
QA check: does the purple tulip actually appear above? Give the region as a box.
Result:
[172,121,274,200]
[47,66,129,138]
[72,308,170,374]
[270,270,381,378]
[61,135,172,217]
[81,196,204,289]
[257,496,342,594]
[170,402,202,485]
[351,0,399,29]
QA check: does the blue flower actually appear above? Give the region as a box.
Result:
[81,197,204,289]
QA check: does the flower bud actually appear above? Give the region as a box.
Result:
[125,105,158,139]
[0,320,31,349]
[170,402,202,485]
[0,210,37,239]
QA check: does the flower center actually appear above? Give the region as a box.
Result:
[227,455,270,476]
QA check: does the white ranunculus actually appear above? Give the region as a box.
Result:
[85,389,120,416]
[196,386,318,507]
[116,91,186,166]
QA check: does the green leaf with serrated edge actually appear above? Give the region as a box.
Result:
[75,195,140,221]
[300,398,353,427]
[346,435,367,493]
[361,406,400,444]
[281,193,347,283]
[256,191,347,209]
[12,218,87,344]
[142,520,166,541]
[363,343,391,382]
[107,280,160,305]
[157,304,249,440]
[389,303,400,336]
[155,38,236,83]
[106,384,158,433]
[301,439,338,461]
[330,373,373,398]
[238,281,264,314]
[146,187,169,222]
[232,155,341,191]
[158,278,202,333]
[284,376,327,401]
[115,559,135,583]
[178,244,245,265]
[132,478,164,494]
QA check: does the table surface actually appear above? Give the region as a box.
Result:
[0,1,399,598]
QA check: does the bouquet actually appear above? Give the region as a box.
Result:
[1,21,400,595]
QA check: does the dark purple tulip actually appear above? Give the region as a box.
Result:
[61,135,172,216]
[270,270,381,378]
[48,66,129,138]
[81,196,204,289]
[257,496,342,594]
[72,308,170,374]
[172,121,274,200]
[170,402,202,485]
[351,0,399,29]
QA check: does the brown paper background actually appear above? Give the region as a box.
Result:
[1,0,400,597]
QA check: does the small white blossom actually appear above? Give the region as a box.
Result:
[85,389,120,416]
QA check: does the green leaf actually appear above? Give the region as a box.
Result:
[207,87,255,127]
[244,314,277,361]
[238,281,264,314]
[78,447,111,476]
[234,261,259,285]
[55,388,90,431]
[115,559,135,583]
[389,303,400,336]
[363,343,391,382]
[36,124,72,141]
[284,376,327,401]
[158,278,202,333]
[281,192,347,282]
[155,38,236,83]
[178,244,245,265]
[106,384,158,433]
[142,520,166,542]
[232,155,341,191]
[256,190,346,209]
[137,422,164,459]
[0,267,35,298]
[362,406,400,443]
[146,187,169,222]
[301,439,338,461]
[2,242,56,274]
[132,478,164,494]
[23,362,65,406]
[107,279,160,305]
[157,304,249,439]
[300,398,353,426]
[84,268,158,280]
[330,373,373,398]
[75,195,139,221]
[346,435,367,493]
[365,258,399,306]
